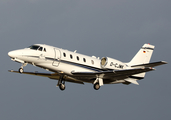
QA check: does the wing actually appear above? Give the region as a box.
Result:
[71,67,155,84]
[8,70,84,85]
[9,67,155,85]
[131,61,167,68]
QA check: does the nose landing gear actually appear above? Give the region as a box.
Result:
[18,63,27,73]
[19,68,24,73]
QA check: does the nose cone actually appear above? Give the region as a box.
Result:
[8,50,20,58]
[8,51,15,58]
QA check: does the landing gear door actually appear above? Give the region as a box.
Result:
[52,48,61,67]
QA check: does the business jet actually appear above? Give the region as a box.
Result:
[8,43,167,91]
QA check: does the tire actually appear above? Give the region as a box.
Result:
[59,84,66,91]
[94,83,100,90]
[19,68,24,73]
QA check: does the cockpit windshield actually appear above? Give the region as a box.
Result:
[28,45,40,50]
[28,45,46,52]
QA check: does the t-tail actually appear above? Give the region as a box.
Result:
[129,43,155,66]
[125,44,167,85]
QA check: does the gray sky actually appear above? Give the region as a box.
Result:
[0,0,171,120]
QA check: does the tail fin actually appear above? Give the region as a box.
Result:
[129,44,155,66]
[128,44,155,79]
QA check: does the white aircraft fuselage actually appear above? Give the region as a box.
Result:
[8,44,167,91]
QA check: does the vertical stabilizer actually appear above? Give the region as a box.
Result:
[127,44,155,79]
[129,44,155,66]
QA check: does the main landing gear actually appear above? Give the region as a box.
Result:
[18,63,27,73]
[94,83,100,90]
[93,78,103,90]
[57,76,66,91]
[59,83,66,91]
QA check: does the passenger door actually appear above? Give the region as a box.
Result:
[52,48,61,67]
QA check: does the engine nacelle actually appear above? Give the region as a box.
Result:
[100,57,126,70]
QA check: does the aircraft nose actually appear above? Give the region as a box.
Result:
[8,51,17,58]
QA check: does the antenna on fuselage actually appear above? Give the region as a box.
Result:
[74,50,77,53]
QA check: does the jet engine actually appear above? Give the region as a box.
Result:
[100,57,125,70]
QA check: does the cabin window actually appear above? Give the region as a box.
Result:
[83,58,86,62]
[63,53,66,57]
[91,60,94,65]
[70,54,73,59]
[77,56,79,61]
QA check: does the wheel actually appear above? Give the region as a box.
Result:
[94,83,100,90]
[19,68,24,73]
[59,83,66,91]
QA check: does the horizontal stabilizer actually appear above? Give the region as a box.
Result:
[131,61,167,68]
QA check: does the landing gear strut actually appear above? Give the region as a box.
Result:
[18,63,27,73]
[57,75,66,91]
